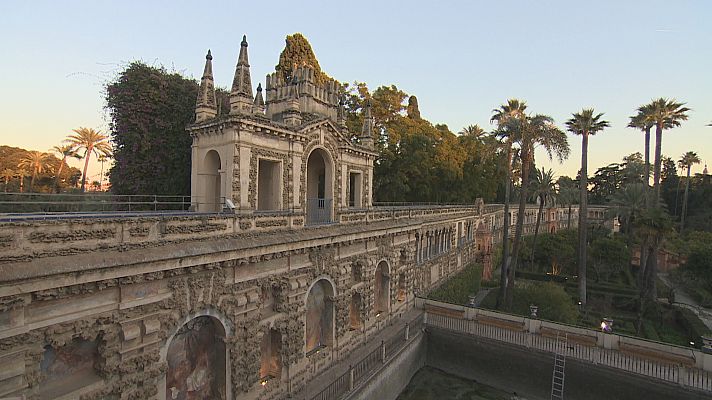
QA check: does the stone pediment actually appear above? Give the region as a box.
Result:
[298,118,376,155]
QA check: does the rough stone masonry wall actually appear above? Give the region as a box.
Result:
[0,212,484,400]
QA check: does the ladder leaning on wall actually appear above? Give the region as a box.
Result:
[550,333,567,400]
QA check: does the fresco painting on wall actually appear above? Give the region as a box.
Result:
[39,337,100,398]
[166,316,226,400]
[305,279,333,353]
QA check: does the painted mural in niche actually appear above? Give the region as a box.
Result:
[39,337,101,399]
[305,279,334,353]
[166,316,226,400]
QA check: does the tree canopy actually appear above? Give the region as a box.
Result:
[105,62,198,195]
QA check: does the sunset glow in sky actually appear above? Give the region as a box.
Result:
[1,0,710,182]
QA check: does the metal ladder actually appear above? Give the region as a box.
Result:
[550,333,567,400]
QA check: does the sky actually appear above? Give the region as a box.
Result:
[1,0,711,183]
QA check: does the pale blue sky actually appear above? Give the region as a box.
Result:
[1,0,710,181]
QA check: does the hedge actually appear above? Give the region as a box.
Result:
[428,263,483,305]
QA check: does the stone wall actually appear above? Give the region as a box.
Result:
[0,211,485,400]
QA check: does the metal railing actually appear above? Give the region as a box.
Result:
[307,198,333,226]
[424,312,712,392]
[309,314,424,400]
[0,192,192,214]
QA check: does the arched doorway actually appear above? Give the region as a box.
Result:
[374,261,390,316]
[306,148,333,225]
[200,150,221,212]
[165,316,227,400]
[305,279,335,353]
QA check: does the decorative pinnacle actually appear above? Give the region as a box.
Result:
[206,49,212,60]
[241,35,248,47]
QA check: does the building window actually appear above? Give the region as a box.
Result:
[349,172,363,208]
[257,159,282,211]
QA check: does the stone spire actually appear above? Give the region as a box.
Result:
[230,35,254,114]
[360,99,375,148]
[252,83,266,115]
[337,94,347,128]
[407,95,421,119]
[704,164,709,175]
[195,49,217,123]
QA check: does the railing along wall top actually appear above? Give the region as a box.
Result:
[418,299,712,393]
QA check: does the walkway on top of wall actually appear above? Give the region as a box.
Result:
[0,210,477,285]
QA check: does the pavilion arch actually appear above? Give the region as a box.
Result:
[159,309,233,400]
[374,260,391,315]
[199,149,222,212]
[304,277,336,354]
[305,146,334,225]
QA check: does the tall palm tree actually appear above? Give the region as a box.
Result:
[65,127,112,192]
[566,108,610,306]
[51,144,79,192]
[628,105,654,197]
[498,110,569,308]
[1,168,14,192]
[17,151,52,192]
[97,154,111,191]
[634,207,673,332]
[529,168,556,263]
[679,151,701,232]
[490,99,528,309]
[640,98,690,202]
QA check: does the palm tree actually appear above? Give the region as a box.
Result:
[65,127,112,192]
[1,168,14,192]
[566,108,610,306]
[490,99,528,308]
[679,151,701,232]
[494,104,569,308]
[640,98,690,202]
[459,124,487,138]
[51,144,79,192]
[635,207,673,332]
[508,115,568,306]
[16,169,27,193]
[97,154,111,191]
[628,105,654,197]
[529,168,556,263]
[17,151,52,192]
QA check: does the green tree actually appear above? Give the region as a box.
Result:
[275,33,331,84]
[66,128,112,193]
[106,62,197,195]
[679,151,701,232]
[529,168,556,263]
[51,144,79,192]
[566,108,610,306]
[609,183,646,248]
[17,150,52,192]
[589,237,630,283]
